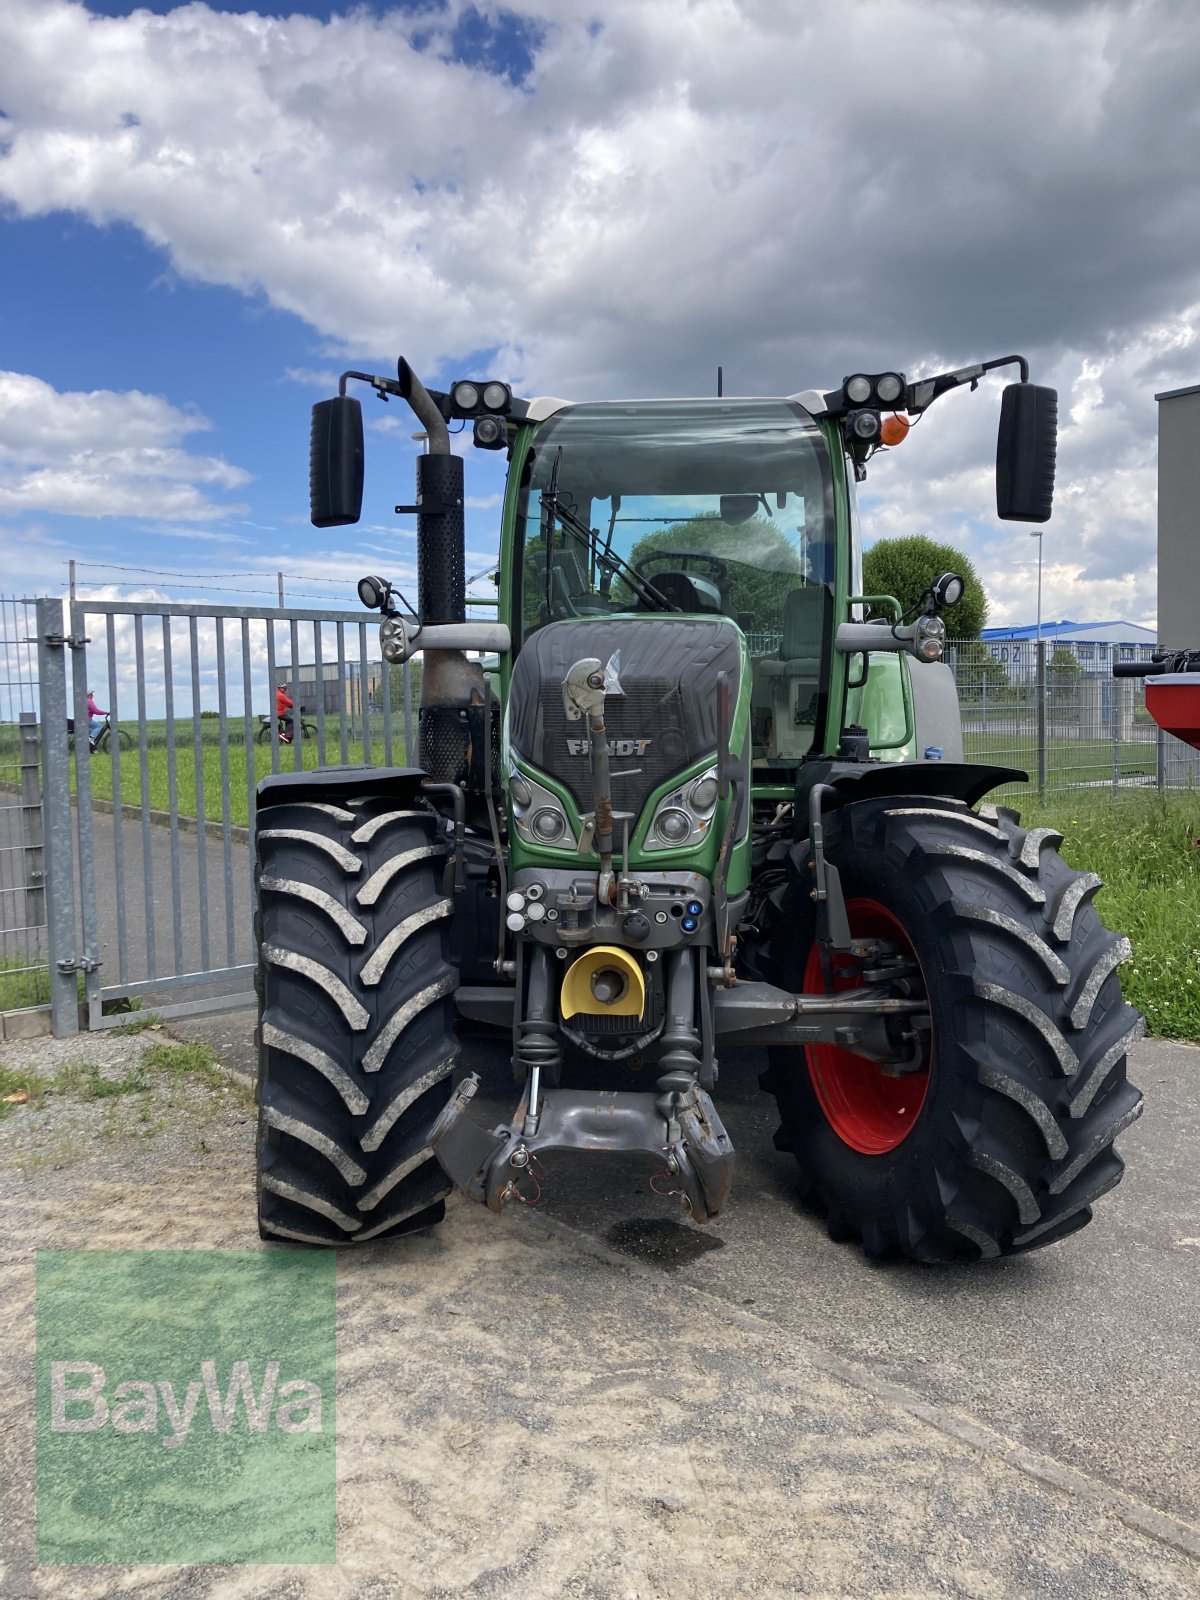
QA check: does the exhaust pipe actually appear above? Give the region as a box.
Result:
[393,360,486,786]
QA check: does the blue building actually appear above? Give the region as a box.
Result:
[978,620,1157,678]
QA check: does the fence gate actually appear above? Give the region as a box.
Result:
[33,596,415,1036]
[0,599,50,1034]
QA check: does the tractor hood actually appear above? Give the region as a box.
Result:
[508,616,743,820]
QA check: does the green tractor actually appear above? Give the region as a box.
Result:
[254,355,1143,1261]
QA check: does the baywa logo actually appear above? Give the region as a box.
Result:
[566,737,652,757]
[37,1250,336,1565]
[50,1358,323,1449]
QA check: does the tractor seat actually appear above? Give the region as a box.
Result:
[755,583,825,678]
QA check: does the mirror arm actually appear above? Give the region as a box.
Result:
[905,353,1029,415]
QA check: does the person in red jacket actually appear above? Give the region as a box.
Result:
[275,684,294,744]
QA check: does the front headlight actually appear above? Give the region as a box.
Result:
[509,768,577,850]
[644,763,720,852]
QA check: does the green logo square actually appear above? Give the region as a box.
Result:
[36,1250,336,1565]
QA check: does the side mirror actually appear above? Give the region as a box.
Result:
[996,382,1056,523]
[310,395,364,528]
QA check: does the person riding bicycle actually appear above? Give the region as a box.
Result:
[275,684,294,744]
[86,690,107,748]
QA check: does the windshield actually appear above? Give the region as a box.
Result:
[515,398,835,651]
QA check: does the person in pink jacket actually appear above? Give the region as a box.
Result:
[86,690,107,744]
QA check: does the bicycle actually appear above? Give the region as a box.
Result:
[257,710,318,745]
[67,714,133,754]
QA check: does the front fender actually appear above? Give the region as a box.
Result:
[255,764,428,817]
[796,759,1026,814]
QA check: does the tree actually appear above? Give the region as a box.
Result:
[862,535,988,640]
[622,515,804,631]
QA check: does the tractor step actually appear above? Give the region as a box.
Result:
[430,1073,735,1222]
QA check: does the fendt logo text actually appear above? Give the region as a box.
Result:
[566,737,652,756]
[50,1359,323,1449]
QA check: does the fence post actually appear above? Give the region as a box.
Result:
[402,658,415,762]
[1158,718,1166,793]
[1036,641,1047,799]
[1112,679,1121,794]
[18,712,45,948]
[35,598,80,1036]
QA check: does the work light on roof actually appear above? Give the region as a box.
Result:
[482,381,511,412]
[849,410,881,441]
[875,372,905,405]
[451,380,480,412]
[845,374,873,404]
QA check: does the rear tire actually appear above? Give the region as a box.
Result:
[255,794,458,1245]
[764,796,1144,1262]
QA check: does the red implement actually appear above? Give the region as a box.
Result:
[1145,674,1200,751]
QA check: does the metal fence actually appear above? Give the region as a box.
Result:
[4,595,419,1035]
[945,636,1199,796]
[5,596,1200,1037]
[0,599,48,1026]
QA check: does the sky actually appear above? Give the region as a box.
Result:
[1,0,1198,630]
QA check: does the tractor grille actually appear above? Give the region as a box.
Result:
[509,617,742,820]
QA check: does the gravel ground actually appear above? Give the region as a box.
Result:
[2,1026,1199,1599]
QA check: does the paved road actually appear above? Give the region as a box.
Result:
[182,1006,1200,1563]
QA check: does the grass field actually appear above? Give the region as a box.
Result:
[963,730,1157,789]
[79,729,412,831]
[1014,788,1200,1041]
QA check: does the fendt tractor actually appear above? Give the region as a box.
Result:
[253,354,1144,1262]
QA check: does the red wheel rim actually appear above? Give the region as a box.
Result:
[803,899,930,1155]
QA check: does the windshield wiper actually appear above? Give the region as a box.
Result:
[539,463,679,613]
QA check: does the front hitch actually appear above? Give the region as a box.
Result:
[430,1073,735,1222]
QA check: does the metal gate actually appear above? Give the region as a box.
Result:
[0,598,49,1035]
[33,596,415,1036]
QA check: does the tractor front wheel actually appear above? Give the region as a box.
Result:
[255,794,459,1245]
[765,796,1144,1262]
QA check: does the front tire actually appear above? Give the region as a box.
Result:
[765,796,1144,1262]
[255,794,459,1245]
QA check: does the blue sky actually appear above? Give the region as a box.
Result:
[2,0,1198,627]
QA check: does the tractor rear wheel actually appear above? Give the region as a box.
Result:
[255,794,459,1245]
[764,796,1144,1262]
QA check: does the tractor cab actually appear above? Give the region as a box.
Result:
[508,396,837,766]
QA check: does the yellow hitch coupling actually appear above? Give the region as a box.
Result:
[560,945,645,1019]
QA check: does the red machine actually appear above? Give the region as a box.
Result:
[1115,652,1200,751]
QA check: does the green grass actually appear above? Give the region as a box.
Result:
[0,960,53,1012]
[73,727,410,830]
[0,1037,253,1121]
[963,730,1157,789]
[1015,789,1200,1040]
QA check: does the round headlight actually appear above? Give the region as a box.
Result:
[689,776,719,812]
[482,381,510,412]
[473,415,505,448]
[875,372,904,405]
[655,807,691,844]
[851,411,881,440]
[530,807,566,843]
[933,572,965,609]
[357,574,387,609]
[452,381,480,412]
[845,375,873,404]
[509,772,533,808]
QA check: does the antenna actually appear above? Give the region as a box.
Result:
[717,365,723,398]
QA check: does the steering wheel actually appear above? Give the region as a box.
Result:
[632,551,729,586]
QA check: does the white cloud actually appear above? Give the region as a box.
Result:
[1,0,1198,619]
[0,369,251,521]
